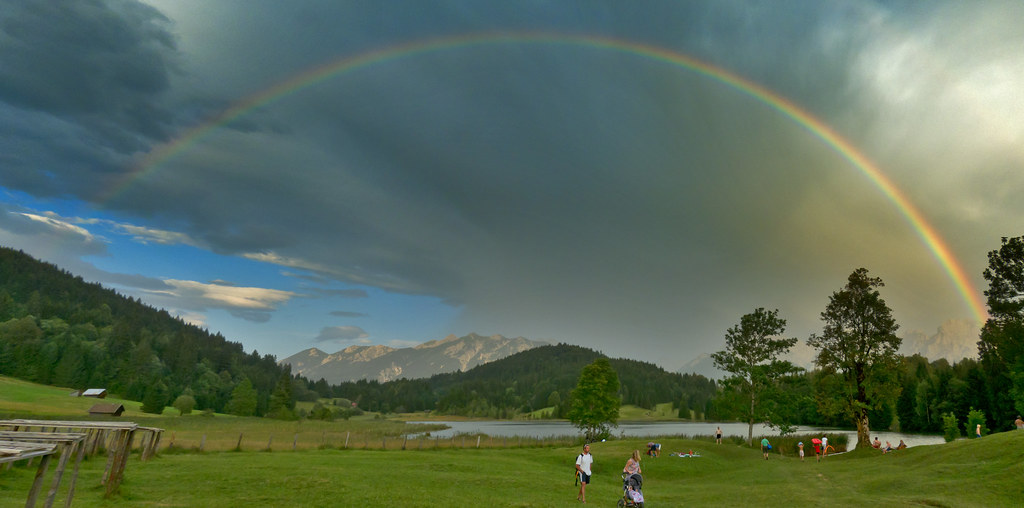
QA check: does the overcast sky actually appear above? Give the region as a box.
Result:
[1,0,1021,370]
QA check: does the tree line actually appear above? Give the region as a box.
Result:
[326,343,717,419]
[0,247,314,417]
[708,236,1024,447]
[3,233,1021,437]
[0,246,715,420]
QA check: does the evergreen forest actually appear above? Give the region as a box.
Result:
[0,243,1018,438]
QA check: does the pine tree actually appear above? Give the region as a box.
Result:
[267,370,296,420]
[226,378,258,417]
[141,380,168,414]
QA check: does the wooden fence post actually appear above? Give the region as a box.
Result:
[200,434,206,452]
[293,434,298,451]
[266,434,273,451]
[344,431,350,449]
[236,433,243,451]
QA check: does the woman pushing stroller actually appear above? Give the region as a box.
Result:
[618,450,644,507]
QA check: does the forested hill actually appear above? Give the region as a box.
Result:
[0,246,715,420]
[331,343,718,417]
[0,246,292,415]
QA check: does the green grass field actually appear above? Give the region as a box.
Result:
[2,376,1023,507]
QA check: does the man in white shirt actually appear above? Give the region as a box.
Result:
[575,443,593,503]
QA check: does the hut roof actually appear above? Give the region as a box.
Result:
[88,403,125,416]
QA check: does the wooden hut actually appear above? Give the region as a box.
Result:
[88,403,125,416]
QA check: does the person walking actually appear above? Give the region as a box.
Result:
[761,437,771,460]
[821,436,829,456]
[716,426,723,444]
[623,450,641,476]
[575,444,593,503]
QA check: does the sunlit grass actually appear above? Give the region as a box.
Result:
[2,431,1022,507]
[2,376,1022,506]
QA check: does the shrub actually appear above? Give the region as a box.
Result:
[966,407,987,438]
[942,412,961,442]
[173,394,197,415]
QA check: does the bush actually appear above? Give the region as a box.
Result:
[308,402,335,421]
[173,394,196,415]
[966,407,987,438]
[942,412,961,442]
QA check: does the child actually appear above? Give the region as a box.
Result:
[813,442,821,462]
[798,442,804,461]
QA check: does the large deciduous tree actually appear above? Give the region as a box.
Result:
[808,268,902,449]
[568,357,620,441]
[711,308,799,445]
[978,236,1024,427]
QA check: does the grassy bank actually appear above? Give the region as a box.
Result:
[3,376,1022,506]
[2,431,1022,507]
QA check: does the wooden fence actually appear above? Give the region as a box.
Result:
[0,419,164,505]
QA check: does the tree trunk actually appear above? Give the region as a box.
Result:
[748,391,755,446]
[855,408,871,449]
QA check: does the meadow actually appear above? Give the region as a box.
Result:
[2,376,1022,507]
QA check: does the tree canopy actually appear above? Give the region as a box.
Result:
[978,236,1024,424]
[808,268,902,448]
[712,308,799,444]
[568,357,620,441]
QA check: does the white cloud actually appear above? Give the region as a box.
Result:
[174,311,207,328]
[18,212,94,240]
[111,222,201,246]
[243,251,333,274]
[314,326,370,342]
[159,279,295,311]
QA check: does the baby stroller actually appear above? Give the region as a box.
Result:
[617,472,644,508]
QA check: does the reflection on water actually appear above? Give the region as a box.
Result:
[407,421,945,448]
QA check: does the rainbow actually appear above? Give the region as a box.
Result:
[115,32,988,324]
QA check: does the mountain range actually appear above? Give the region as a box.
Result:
[678,318,981,379]
[279,333,548,384]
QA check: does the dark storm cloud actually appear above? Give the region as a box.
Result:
[0,0,182,198]
[2,0,1020,366]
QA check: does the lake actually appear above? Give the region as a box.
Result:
[407,420,945,449]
